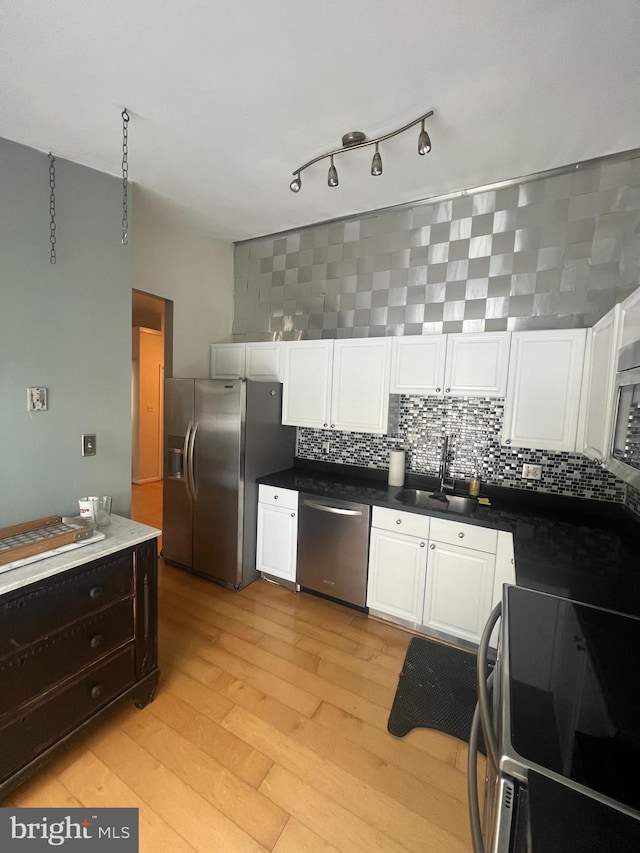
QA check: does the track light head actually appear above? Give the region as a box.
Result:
[328,155,339,187]
[418,120,431,155]
[290,173,302,192]
[371,143,383,176]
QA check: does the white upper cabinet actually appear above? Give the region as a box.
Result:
[579,305,622,462]
[210,342,245,378]
[390,335,447,394]
[620,284,640,350]
[282,338,392,434]
[330,338,392,433]
[210,342,281,381]
[245,342,282,381]
[390,332,510,397]
[502,329,587,452]
[281,340,333,428]
[443,333,511,397]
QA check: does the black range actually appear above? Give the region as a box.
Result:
[257,461,640,617]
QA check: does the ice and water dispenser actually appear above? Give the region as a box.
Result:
[167,435,185,478]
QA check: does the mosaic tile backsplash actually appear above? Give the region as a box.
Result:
[296,395,627,504]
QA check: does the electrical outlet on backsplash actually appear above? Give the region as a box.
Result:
[296,394,628,504]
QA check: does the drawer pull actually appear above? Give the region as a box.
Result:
[458,532,464,539]
[90,634,104,649]
[89,586,103,600]
[274,494,279,500]
[396,519,402,525]
[429,543,435,550]
[90,684,103,700]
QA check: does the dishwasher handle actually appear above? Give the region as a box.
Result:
[301,499,365,517]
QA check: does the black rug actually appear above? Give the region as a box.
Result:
[388,636,490,752]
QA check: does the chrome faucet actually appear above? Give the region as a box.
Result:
[438,435,455,493]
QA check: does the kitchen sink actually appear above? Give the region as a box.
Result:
[394,488,478,515]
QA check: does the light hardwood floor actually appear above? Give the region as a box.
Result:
[7,483,477,852]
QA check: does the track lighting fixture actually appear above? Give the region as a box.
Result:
[289,110,433,191]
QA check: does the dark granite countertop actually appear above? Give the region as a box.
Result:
[257,460,640,617]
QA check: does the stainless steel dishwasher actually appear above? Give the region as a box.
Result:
[297,494,371,608]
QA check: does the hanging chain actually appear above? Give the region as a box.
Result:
[48,152,57,264]
[121,108,130,245]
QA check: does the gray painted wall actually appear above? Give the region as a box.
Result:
[0,138,132,526]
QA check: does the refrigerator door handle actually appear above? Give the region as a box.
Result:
[187,420,198,500]
[182,420,194,500]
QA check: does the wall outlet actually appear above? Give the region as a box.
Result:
[322,440,330,455]
[27,387,48,411]
[522,463,542,480]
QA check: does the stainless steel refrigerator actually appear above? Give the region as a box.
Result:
[162,379,295,589]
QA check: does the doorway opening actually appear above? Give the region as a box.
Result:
[131,289,173,535]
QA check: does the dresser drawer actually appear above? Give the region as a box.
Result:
[372,506,430,538]
[429,517,498,553]
[258,484,298,511]
[0,599,134,719]
[0,553,133,658]
[0,646,135,784]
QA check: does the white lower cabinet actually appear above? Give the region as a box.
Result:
[367,507,514,645]
[422,540,495,644]
[367,508,430,623]
[256,485,298,582]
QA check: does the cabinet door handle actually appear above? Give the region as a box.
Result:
[90,634,104,649]
[396,518,402,525]
[323,423,328,428]
[291,512,295,518]
[90,684,103,700]
[458,532,465,539]
[420,542,425,548]
[436,387,441,392]
[505,438,512,444]
[429,543,435,550]
[330,423,335,428]
[445,388,450,393]
[89,586,103,600]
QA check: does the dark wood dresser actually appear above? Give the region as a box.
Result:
[0,524,160,800]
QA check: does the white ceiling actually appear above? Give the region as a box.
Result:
[2,0,639,242]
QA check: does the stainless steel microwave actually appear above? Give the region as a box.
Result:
[608,339,640,489]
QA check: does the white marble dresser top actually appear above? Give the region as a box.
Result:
[0,515,160,597]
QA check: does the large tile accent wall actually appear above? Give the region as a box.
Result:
[234,152,640,510]
[234,154,640,340]
[296,396,626,503]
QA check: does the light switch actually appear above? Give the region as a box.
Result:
[82,434,97,457]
